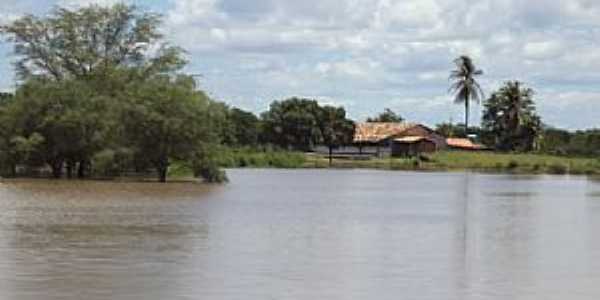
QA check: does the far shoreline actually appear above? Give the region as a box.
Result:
[3,151,599,182]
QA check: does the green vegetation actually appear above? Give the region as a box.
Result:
[538,128,600,157]
[305,151,600,175]
[0,5,220,182]
[260,97,354,152]
[216,148,306,169]
[482,81,541,151]
[366,108,404,123]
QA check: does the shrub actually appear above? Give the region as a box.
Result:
[506,160,519,170]
[547,163,568,174]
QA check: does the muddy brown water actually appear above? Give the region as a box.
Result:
[1,169,600,299]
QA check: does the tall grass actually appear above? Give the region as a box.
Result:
[427,151,600,175]
[304,151,600,175]
[216,147,306,168]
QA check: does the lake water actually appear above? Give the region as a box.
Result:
[1,169,600,299]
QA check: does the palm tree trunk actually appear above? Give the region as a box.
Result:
[464,94,470,138]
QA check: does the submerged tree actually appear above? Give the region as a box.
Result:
[0,4,227,183]
[120,75,220,183]
[449,56,484,137]
[482,81,541,152]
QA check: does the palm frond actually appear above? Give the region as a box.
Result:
[448,81,463,93]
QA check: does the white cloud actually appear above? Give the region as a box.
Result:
[161,0,600,128]
[58,0,128,7]
[1,0,600,128]
[523,41,565,60]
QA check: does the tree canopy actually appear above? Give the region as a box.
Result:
[366,108,404,123]
[482,81,541,152]
[261,98,354,152]
[449,56,484,136]
[0,4,224,182]
[1,4,185,81]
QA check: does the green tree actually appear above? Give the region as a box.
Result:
[482,81,541,151]
[435,122,463,138]
[4,79,113,178]
[260,98,322,151]
[366,108,404,123]
[566,130,600,157]
[449,56,484,136]
[538,127,571,155]
[120,75,221,182]
[227,107,261,147]
[1,4,185,81]
[317,106,355,165]
[0,4,229,182]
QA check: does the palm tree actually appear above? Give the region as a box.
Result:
[449,56,484,137]
[482,81,541,151]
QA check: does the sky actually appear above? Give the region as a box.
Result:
[1,0,600,129]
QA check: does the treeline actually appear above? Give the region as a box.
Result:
[0,4,357,181]
[222,97,355,166]
[440,79,600,157]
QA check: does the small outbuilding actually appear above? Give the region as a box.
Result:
[391,136,437,157]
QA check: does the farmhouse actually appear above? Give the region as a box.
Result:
[353,122,446,157]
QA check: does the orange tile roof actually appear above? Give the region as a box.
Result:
[353,122,418,143]
[446,138,487,150]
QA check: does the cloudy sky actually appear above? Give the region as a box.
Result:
[1,0,600,129]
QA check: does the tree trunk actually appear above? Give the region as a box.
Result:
[465,95,470,138]
[328,146,333,167]
[156,157,169,183]
[66,161,73,179]
[50,160,64,179]
[77,160,87,178]
[158,167,168,183]
[11,164,17,177]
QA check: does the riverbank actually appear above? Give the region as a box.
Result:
[210,148,600,175]
[5,151,596,182]
[303,151,600,175]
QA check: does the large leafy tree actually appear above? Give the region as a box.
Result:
[1,4,185,81]
[449,56,484,136]
[366,108,404,123]
[5,78,112,178]
[0,4,227,182]
[482,81,542,152]
[120,75,219,182]
[260,98,355,156]
[260,98,323,151]
[226,107,261,147]
[317,106,355,165]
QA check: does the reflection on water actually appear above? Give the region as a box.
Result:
[1,171,600,299]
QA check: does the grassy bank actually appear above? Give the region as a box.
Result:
[216,148,306,168]
[167,148,307,179]
[170,150,600,179]
[304,151,600,175]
